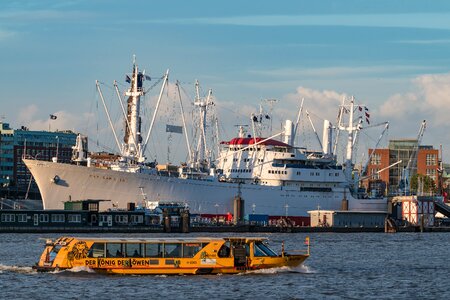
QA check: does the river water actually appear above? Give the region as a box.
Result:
[0,232,448,299]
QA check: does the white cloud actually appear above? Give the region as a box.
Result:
[0,29,15,41]
[376,72,450,161]
[141,13,450,30]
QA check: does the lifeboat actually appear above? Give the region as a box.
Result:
[33,236,310,275]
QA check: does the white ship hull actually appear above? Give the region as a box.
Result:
[24,159,387,217]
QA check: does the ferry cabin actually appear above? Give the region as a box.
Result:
[34,237,309,275]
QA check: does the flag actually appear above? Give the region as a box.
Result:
[358,106,362,111]
[125,75,131,83]
[304,236,310,246]
[50,114,57,120]
[366,118,370,124]
[365,112,370,118]
[166,124,183,134]
[365,106,369,111]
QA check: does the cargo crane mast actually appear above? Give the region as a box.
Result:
[400,120,426,195]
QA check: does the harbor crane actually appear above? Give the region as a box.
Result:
[399,120,426,195]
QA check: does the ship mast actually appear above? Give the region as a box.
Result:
[123,56,145,162]
[339,96,357,187]
[193,80,213,169]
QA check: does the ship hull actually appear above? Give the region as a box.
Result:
[23,159,387,216]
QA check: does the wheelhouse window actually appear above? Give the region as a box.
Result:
[254,241,278,257]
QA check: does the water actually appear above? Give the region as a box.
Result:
[0,232,449,299]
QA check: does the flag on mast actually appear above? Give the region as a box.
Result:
[49,114,57,120]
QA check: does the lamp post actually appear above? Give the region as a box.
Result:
[55,136,59,162]
[215,203,219,225]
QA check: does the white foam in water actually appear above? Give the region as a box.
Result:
[65,266,96,273]
[238,264,315,275]
[295,264,316,274]
[0,264,36,274]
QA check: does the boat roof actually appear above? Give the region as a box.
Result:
[220,137,291,147]
[56,237,268,243]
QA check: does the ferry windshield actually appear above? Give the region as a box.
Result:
[254,241,278,257]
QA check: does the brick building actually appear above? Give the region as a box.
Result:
[364,139,439,196]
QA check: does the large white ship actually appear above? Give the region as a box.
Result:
[23,59,387,217]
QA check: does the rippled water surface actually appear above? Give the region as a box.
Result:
[1,232,448,299]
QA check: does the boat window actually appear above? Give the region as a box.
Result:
[218,241,231,258]
[145,243,162,257]
[126,243,142,257]
[89,243,105,258]
[164,243,182,258]
[254,241,277,257]
[106,243,124,258]
[183,243,202,258]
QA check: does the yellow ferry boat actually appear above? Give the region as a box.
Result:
[33,236,310,275]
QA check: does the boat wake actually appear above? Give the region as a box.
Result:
[0,264,36,274]
[239,264,315,276]
[49,266,96,274]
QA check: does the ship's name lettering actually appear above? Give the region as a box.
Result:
[97,259,153,267]
[131,259,152,266]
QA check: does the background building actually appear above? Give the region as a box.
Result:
[0,122,14,189]
[365,139,440,196]
[0,122,77,198]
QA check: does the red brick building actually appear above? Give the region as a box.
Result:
[363,140,439,195]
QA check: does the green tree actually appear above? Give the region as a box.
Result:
[410,174,437,194]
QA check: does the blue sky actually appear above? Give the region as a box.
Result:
[2,0,450,163]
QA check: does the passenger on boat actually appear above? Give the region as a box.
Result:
[133,250,141,257]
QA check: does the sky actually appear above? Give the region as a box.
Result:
[2,0,450,163]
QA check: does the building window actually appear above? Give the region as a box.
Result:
[68,214,81,223]
[17,214,27,222]
[426,154,436,166]
[371,153,381,165]
[115,215,128,224]
[130,215,143,224]
[51,214,65,223]
[39,214,49,222]
[371,168,380,180]
[1,214,15,222]
[426,169,436,181]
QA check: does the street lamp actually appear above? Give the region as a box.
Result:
[55,136,59,162]
[215,203,219,225]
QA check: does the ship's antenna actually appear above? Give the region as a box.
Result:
[264,98,278,135]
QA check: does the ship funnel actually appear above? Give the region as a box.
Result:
[322,120,332,156]
[284,120,294,146]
